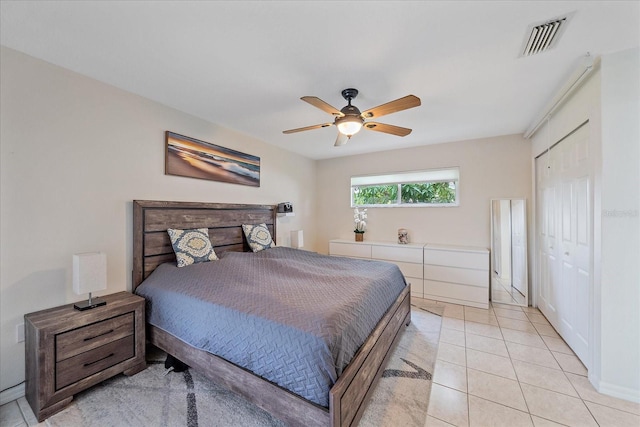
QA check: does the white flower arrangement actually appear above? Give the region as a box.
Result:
[354,208,368,233]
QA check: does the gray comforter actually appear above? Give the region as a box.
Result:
[135,247,406,407]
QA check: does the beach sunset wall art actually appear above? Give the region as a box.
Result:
[165,131,260,187]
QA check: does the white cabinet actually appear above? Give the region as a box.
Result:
[329,240,489,307]
[423,244,489,309]
[329,240,424,298]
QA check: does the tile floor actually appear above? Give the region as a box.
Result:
[424,300,640,427]
[2,301,639,427]
[0,397,39,427]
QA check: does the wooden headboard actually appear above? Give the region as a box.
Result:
[132,200,277,289]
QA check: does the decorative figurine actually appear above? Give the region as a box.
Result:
[398,228,409,244]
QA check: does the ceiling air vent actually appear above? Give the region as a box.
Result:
[520,14,572,57]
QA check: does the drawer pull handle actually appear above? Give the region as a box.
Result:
[84,353,114,367]
[84,329,114,342]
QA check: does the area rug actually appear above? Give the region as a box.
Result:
[46,300,442,427]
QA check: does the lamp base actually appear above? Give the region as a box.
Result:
[74,298,107,311]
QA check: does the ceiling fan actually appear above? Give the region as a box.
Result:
[283,88,421,146]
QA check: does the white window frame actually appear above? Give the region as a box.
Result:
[350,167,460,208]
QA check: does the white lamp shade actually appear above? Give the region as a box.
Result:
[291,230,304,249]
[73,252,107,295]
[336,118,363,136]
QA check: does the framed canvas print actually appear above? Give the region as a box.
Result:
[165,131,260,187]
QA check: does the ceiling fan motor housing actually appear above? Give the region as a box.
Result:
[340,104,362,116]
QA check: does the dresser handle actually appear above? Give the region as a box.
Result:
[84,329,114,341]
[84,353,114,367]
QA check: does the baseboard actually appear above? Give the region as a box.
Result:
[0,382,25,405]
[596,379,640,404]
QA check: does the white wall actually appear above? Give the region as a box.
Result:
[315,134,532,253]
[0,46,317,392]
[599,47,639,401]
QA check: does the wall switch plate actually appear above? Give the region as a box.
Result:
[16,323,25,343]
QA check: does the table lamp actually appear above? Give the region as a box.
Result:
[291,230,304,249]
[73,252,107,311]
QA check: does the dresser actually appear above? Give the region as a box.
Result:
[329,239,489,308]
[25,291,146,421]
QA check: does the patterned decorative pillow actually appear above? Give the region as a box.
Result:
[167,228,218,267]
[242,223,274,252]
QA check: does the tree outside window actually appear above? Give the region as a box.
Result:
[351,168,459,207]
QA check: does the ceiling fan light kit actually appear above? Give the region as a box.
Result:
[283,88,421,146]
[336,116,364,137]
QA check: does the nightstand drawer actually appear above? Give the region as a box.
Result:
[56,312,134,361]
[56,335,135,390]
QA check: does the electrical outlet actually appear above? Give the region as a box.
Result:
[16,323,25,343]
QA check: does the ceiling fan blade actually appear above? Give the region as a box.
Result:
[364,122,412,137]
[301,96,344,117]
[283,123,334,134]
[334,133,349,146]
[360,95,421,119]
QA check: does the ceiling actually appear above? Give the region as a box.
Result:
[1,1,638,160]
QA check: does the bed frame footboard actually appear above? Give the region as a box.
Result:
[330,285,411,426]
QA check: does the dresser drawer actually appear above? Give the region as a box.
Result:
[371,245,422,264]
[56,335,135,390]
[329,242,371,258]
[424,248,488,270]
[424,279,488,308]
[424,264,488,287]
[56,312,134,362]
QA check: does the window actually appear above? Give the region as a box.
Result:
[351,168,459,207]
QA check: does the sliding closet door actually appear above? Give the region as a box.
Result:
[557,123,591,364]
[536,122,592,368]
[538,150,558,324]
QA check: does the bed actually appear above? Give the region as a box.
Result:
[132,200,411,427]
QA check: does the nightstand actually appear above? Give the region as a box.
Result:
[25,291,146,422]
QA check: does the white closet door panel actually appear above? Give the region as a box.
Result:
[547,250,560,318]
[423,249,488,270]
[561,181,573,243]
[548,185,557,239]
[560,259,576,332]
[371,245,422,264]
[577,177,589,245]
[329,242,371,258]
[424,265,487,287]
[575,268,590,354]
[571,173,591,364]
